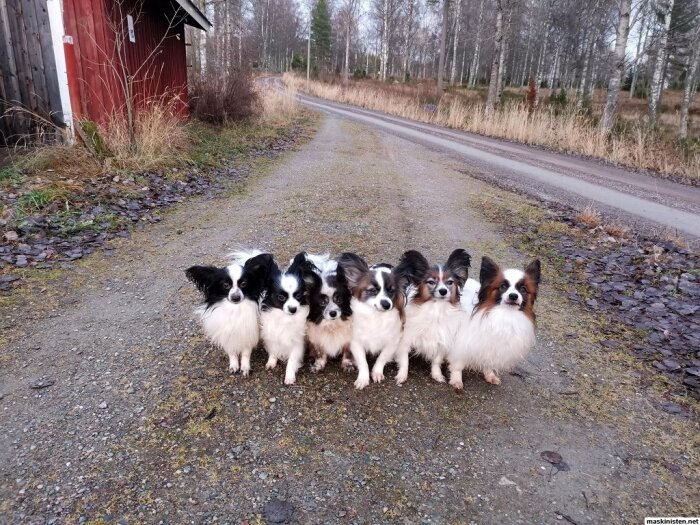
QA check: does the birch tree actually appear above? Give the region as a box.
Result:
[648,0,675,125]
[679,0,700,138]
[485,0,504,116]
[600,0,632,133]
[468,0,485,87]
[436,0,450,97]
[449,0,462,85]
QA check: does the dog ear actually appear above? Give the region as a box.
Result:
[479,257,500,287]
[243,253,274,280]
[394,250,430,286]
[445,249,471,285]
[185,265,220,294]
[525,259,541,285]
[337,252,369,290]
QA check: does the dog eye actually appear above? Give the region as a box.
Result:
[333,293,341,303]
[446,279,454,285]
[222,281,232,290]
[499,283,509,292]
[277,294,286,302]
[366,288,377,295]
[518,286,527,294]
[320,295,329,306]
[294,292,303,300]
[239,279,247,288]
[426,279,436,285]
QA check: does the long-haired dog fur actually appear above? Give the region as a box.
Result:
[449,256,541,387]
[259,252,321,384]
[394,249,471,384]
[337,252,405,389]
[185,251,273,376]
[302,254,354,373]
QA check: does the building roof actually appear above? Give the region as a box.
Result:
[174,0,212,31]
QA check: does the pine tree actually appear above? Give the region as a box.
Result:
[311,0,332,74]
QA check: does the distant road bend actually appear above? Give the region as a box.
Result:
[279,79,700,241]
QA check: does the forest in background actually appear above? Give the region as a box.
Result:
[186,0,700,140]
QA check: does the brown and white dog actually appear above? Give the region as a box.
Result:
[337,253,405,389]
[394,249,471,384]
[449,256,541,387]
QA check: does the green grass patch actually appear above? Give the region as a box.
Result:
[16,188,73,215]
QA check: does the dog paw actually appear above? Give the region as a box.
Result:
[311,362,325,374]
[240,367,250,377]
[484,371,501,385]
[354,377,370,390]
[431,371,446,383]
[284,375,296,385]
[341,360,355,372]
[395,370,408,385]
[265,361,277,370]
[371,370,385,383]
[450,379,464,390]
[228,365,240,374]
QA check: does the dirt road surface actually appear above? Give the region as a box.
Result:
[1,114,697,524]
[291,85,700,243]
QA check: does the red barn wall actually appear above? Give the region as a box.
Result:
[61,0,188,125]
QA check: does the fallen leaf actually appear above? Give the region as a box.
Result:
[540,450,563,464]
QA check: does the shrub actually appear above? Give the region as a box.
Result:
[190,70,260,124]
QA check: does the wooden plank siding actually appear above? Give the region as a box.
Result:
[62,0,189,125]
[0,0,62,144]
[0,0,191,144]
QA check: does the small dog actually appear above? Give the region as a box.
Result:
[259,252,320,384]
[337,252,405,389]
[394,249,471,384]
[185,251,273,376]
[302,254,354,373]
[449,256,541,387]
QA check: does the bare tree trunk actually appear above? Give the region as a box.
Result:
[600,0,632,133]
[402,0,415,81]
[680,4,700,138]
[496,5,511,101]
[629,4,648,99]
[459,47,466,85]
[576,31,592,106]
[450,0,462,85]
[380,0,389,81]
[485,0,503,116]
[436,0,450,97]
[648,0,675,125]
[548,40,560,90]
[468,0,485,87]
[534,24,550,105]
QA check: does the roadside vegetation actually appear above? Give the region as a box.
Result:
[285,74,700,184]
[0,76,305,289]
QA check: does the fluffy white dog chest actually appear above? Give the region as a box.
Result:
[198,299,260,351]
[350,298,402,355]
[260,306,309,360]
[307,318,352,358]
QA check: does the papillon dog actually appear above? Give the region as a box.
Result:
[337,253,405,389]
[259,253,321,384]
[394,249,471,384]
[449,256,541,387]
[301,254,354,373]
[185,251,273,376]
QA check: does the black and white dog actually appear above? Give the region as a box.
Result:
[186,251,272,376]
[259,253,321,384]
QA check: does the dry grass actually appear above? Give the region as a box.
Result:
[258,81,299,124]
[575,205,602,228]
[604,221,631,239]
[285,74,700,182]
[101,100,189,171]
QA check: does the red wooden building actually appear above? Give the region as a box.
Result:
[0,0,210,142]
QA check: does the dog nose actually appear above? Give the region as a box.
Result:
[329,310,337,318]
[380,299,391,310]
[288,305,297,314]
[438,288,448,296]
[508,293,519,301]
[230,292,242,303]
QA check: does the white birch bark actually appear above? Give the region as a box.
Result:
[648,0,675,125]
[485,0,503,116]
[468,0,485,87]
[450,0,462,85]
[600,0,632,133]
[679,0,700,138]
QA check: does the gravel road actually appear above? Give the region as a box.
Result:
[1,114,697,524]
[293,87,700,242]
